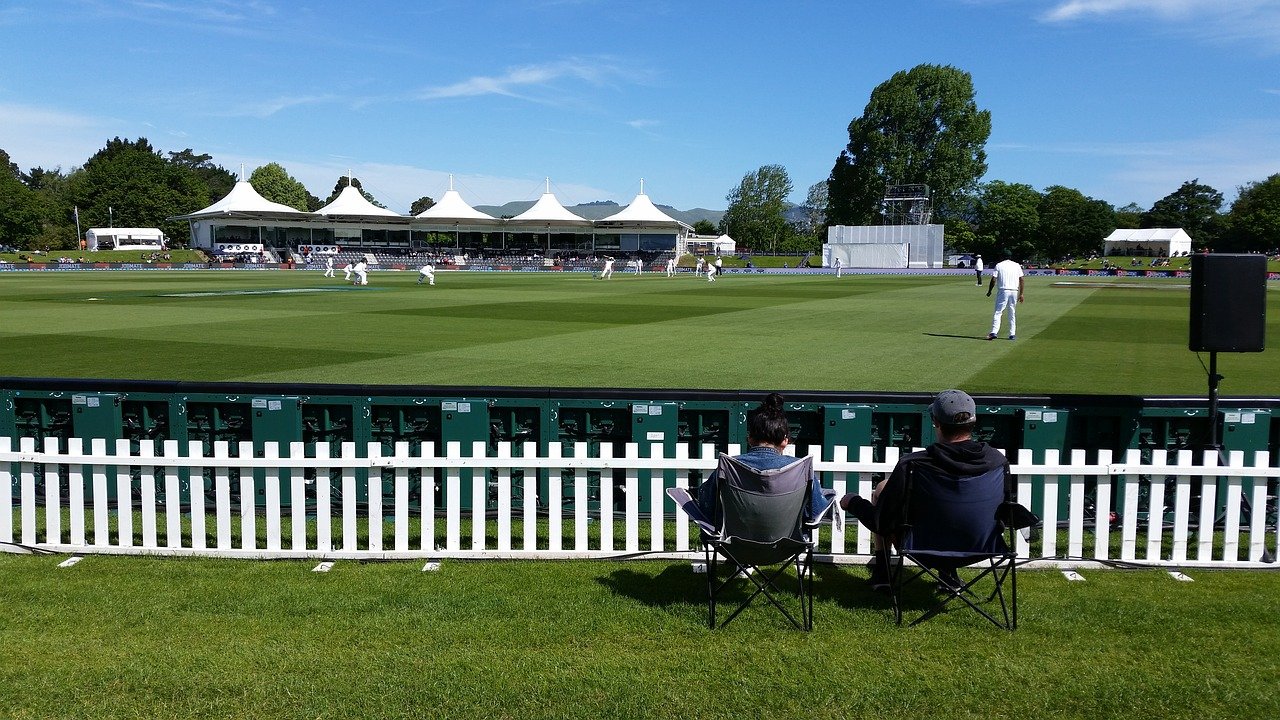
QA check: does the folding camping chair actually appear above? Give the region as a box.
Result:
[872,461,1038,629]
[667,454,835,630]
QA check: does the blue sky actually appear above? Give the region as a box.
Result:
[2,0,1278,214]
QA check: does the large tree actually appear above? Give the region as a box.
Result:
[800,181,828,239]
[250,162,317,212]
[1225,173,1280,252]
[974,181,1041,260]
[1141,179,1224,249]
[410,196,436,215]
[1037,186,1116,261]
[21,166,77,250]
[1114,202,1145,229]
[0,157,42,248]
[721,164,794,252]
[67,137,207,247]
[167,149,236,207]
[826,64,991,226]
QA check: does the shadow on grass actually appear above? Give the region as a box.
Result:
[596,563,706,610]
[922,332,992,341]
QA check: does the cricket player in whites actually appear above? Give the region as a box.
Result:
[417,264,435,285]
[324,256,335,278]
[353,259,369,286]
[665,256,676,277]
[599,255,615,280]
[986,252,1024,340]
[342,262,354,281]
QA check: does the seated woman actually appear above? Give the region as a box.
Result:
[694,392,831,524]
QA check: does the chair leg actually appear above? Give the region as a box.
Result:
[707,548,717,630]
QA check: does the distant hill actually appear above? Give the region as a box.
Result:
[474,200,724,227]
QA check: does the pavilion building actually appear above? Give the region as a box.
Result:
[175,172,692,258]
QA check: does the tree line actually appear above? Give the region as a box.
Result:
[0,140,434,250]
[721,64,1280,259]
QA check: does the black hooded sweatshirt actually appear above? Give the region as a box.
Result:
[872,439,1012,534]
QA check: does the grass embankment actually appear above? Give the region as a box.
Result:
[0,554,1276,719]
[0,249,207,263]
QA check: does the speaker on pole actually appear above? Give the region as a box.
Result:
[1189,254,1267,353]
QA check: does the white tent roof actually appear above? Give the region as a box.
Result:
[85,227,165,237]
[186,179,308,217]
[509,189,590,225]
[1104,228,1191,243]
[415,189,498,223]
[599,192,686,227]
[316,185,401,217]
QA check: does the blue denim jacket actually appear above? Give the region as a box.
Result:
[695,445,829,524]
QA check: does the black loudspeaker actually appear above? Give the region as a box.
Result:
[1189,254,1267,352]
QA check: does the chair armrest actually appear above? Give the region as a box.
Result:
[997,501,1040,530]
[804,489,840,530]
[666,487,718,537]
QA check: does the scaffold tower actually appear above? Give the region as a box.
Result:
[880,184,932,225]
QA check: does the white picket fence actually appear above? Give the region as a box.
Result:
[2,436,1277,568]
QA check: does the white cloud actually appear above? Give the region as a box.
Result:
[1042,0,1203,22]
[413,58,624,105]
[626,119,659,129]
[1040,0,1280,49]
[0,102,117,171]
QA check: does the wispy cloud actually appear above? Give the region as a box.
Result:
[994,119,1280,203]
[1039,0,1280,50]
[1041,0,1203,22]
[413,58,625,105]
[626,119,659,129]
[213,94,341,119]
[125,0,276,24]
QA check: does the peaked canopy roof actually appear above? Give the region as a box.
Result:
[599,191,689,228]
[185,180,308,218]
[416,189,498,223]
[316,184,401,217]
[509,182,589,225]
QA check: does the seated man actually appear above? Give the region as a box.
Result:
[695,393,831,525]
[840,389,1012,590]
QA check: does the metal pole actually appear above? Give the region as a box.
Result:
[1207,350,1222,452]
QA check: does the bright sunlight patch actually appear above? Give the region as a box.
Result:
[158,287,360,298]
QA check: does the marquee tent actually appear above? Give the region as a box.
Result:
[1103,228,1192,256]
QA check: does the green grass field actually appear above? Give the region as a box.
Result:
[1,269,1276,395]
[1,554,1277,719]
